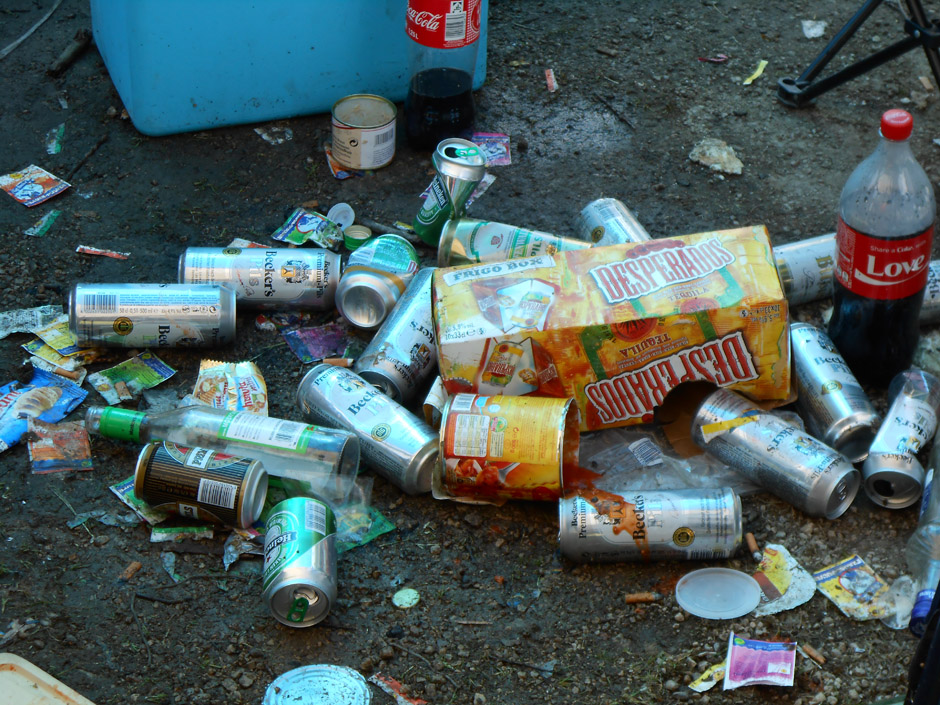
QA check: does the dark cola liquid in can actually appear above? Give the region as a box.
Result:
[558,488,742,563]
[829,277,924,386]
[405,68,475,149]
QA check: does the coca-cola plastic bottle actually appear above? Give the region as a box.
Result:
[405,0,481,149]
[828,109,936,386]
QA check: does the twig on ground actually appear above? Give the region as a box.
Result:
[47,28,92,77]
[0,0,64,60]
[129,593,153,667]
[67,135,109,180]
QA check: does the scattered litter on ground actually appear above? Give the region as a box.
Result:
[24,209,62,237]
[801,20,828,38]
[723,633,797,689]
[0,304,62,340]
[742,59,768,85]
[87,350,176,404]
[26,418,92,473]
[689,138,744,174]
[0,164,70,206]
[75,244,131,259]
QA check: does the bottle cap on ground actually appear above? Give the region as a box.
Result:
[881,109,913,140]
[675,568,761,619]
[327,202,355,231]
[343,224,372,250]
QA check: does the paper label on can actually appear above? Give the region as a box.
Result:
[871,396,937,455]
[331,114,396,170]
[834,218,933,300]
[406,0,481,49]
[218,412,311,453]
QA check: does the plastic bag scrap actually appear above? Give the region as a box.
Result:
[0,367,86,453]
[579,424,761,496]
[26,418,92,473]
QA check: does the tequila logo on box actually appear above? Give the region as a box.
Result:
[584,331,758,424]
[588,239,736,304]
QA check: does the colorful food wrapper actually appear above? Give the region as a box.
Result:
[0,368,87,453]
[255,310,320,332]
[282,321,350,363]
[87,351,176,405]
[227,237,267,249]
[723,633,797,689]
[45,123,65,155]
[24,209,62,237]
[689,662,726,693]
[32,314,82,356]
[812,554,890,620]
[271,207,343,249]
[471,132,512,166]
[0,165,70,207]
[26,418,93,473]
[75,245,130,259]
[752,543,816,616]
[111,476,169,525]
[192,359,268,414]
[0,304,62,339]
[335,505,396,554]
[324,144,365,180]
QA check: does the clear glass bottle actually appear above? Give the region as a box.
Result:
[907,442,940,637]
[85,405,359,502]
[828,109,936,386]
[404,0,481,149]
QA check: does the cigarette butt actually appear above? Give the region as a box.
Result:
[52,366,82,381]
[323,357,354,367]
[745,532,761,561]
[120,561,143,581]
[114,380,133,401]
[803,644,826,665]
[624,591,659,604]
[919,75,935,91]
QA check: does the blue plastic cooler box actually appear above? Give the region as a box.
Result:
[90,0,489,136]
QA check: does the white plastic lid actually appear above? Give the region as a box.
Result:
[327,203,356,231]
[675,567,762,620]
[262,664,371,705]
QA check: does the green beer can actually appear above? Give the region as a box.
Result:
[262,497,337,627]
[413,137,487,246]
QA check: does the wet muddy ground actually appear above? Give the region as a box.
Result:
[2,0,940,703]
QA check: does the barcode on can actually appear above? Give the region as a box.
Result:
[305,500,328,535]
[82,293,117,313]
[375,129,394,145]
[445,9,466,41]
[197,478,238,509]
[451,394,476,412]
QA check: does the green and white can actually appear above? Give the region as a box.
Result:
[262,497,337,628]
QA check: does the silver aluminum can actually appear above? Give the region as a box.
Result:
[790,322,880,463]
[921,260,940,326]
[558,487,741,563]
[862,368,940,509]
[178,247,340,310]
[353,267,437,403]
[772,232,836,306]
[573,198,652,247]
[68,283,236,348]
[296,364,438,494]
[437,218,590,267]
[262,497,336,628]
[691,387,859,519]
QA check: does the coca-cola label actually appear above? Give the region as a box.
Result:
[407,0,481,49]
[834,218,933,300]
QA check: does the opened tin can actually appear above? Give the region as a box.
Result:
[69,283,236,348]
[437,393,580,502]
[790,322,880,463]
[559,487,742,562]
[135,442,267,528]
[330,94,397,170]
[573,198,652,247]
[691,387,859,519]
[178,247,340,310]
[437,218,591,267]
[262,497,337,628]
[296,364,438,494]
[353,267,437,403]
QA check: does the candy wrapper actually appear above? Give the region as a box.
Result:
[282,322,350,363]
[0,367,87,453]
[271,207,343,249]
[0,164,70,207]
[471,132,512,166]
[812,554,890,620]
[87,351,176,404]
[723,633,797,690]
[192,359,268,414]
[26,418,93,473]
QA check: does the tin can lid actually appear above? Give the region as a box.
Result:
[675,568,761,620]
[327,203,356,231]
[262,664,371,705]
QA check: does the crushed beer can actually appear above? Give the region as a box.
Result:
[691,387,859,519]
[413,137,487,246]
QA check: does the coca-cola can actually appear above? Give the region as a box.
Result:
[573,198,652,247]
[558,487,742,563]
[296,364,438,494]
[437,218,590,267]
[69,283,236,348]
[790,322,880,463]
[771,233,836,306]
[178,247,340,310]
[353,267,437,403]
[262,497,336,628]
[691,387,860,519]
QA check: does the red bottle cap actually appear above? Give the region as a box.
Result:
[881,109,913,140]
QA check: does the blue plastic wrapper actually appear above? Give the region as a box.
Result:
[0,367,87,453]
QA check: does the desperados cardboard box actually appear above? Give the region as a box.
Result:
[432,225,790,431]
